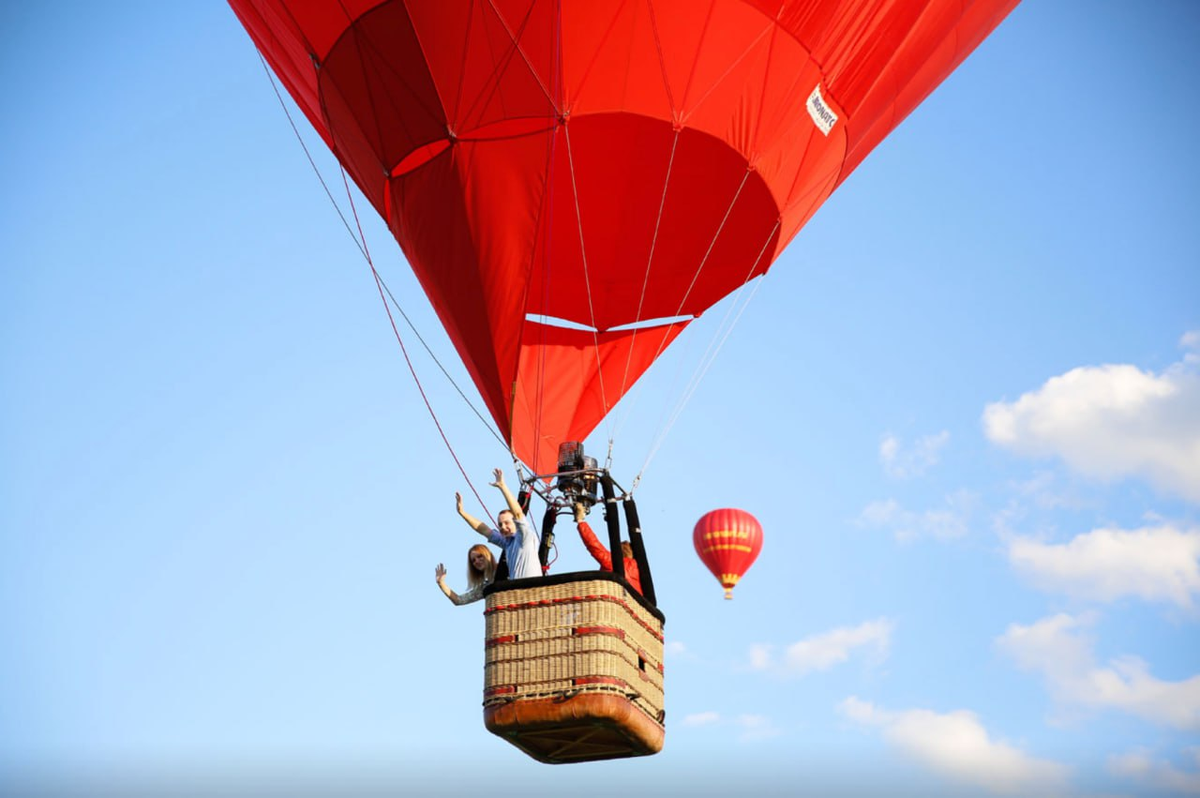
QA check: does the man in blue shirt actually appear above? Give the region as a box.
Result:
[456,468,541,580]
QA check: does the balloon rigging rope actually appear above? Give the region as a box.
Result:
[605,6,692,468]
[623,170,752,489]
[610,2,680,432]
[606,129,683,453]
[256,50,500,522]
[624,4,770,483]
[563,125,612,430]
[604,5,686,463]
[679,23,774,130]
[676,171,751,316]
[526,4,566,476]
[633,218,779,491]
[590,5,774,487]
[485,0,556,108]
[257,52,369,264]
[340,167,496,524]
[256,52,496,440]
[375,276,506,451]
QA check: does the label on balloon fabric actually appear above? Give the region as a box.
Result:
[807,85,838,135]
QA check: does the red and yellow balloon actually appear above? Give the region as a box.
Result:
[693,509,763,599]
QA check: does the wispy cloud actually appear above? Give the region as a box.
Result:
[749,643,773,670]
[1008,522,1200,608]
[735,713,783,740]
[839,697,1069,795]
[681,711,720,727]
[750,619,893,676]
[983,332,1200,503]
[858,492,976,542]
[665,640,688,657]
[997,613,1200,729]
[678,711,782,741]
[880,431,950,479]
[1185,331,1200,362]
[1108,747,1200,794]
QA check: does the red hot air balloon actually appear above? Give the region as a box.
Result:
[694,508,763,599]
[229,0,1019,763]
[227,0,1020,475]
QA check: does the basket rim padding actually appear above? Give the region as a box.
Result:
[483,569,666,624]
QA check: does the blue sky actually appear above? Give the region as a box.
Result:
[2,2,1198,796]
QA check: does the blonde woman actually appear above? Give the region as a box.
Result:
[435,543,496,605]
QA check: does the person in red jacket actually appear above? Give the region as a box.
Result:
[574,502,643,596]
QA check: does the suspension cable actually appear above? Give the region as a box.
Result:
[255,50,502,518]
[563,124,612,431]
[633,219,780,492]
[603,129,684,457]
[340,168,496,522]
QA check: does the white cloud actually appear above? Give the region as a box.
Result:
[1109,748,1200,794]
[860,498,902,526]
[750,619,893,676]
[1008,522,1200,608]
[1007,470,1090,512]
[983,335,1200,503]
[681,711,720,727]
[735,713,783,740]
[880,431,950,478]
[839,697,1070,795]
[1184,331,1200,360]
[858,492,975,542]
[665,640,687,657]
[679,711,781,740]
[997,613,1200,730]
[748,643,773,670]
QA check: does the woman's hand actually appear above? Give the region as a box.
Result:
[435,563,447,582]
[455,492,464,515]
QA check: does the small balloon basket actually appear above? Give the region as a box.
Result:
[482,572,665,764]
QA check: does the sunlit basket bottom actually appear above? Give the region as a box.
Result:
[485,692,664,764]
[482,573,666,764]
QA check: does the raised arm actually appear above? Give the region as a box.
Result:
[489,468,524,520]
[456,491,491,537]
[435,563,461,603]
[435,563,482,606]
[575,502,613,571]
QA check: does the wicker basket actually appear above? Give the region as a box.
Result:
[482,572,665,763]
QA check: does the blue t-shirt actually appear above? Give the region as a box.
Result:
[487,515,541,579]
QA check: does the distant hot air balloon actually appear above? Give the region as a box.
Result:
[694,508,763,599]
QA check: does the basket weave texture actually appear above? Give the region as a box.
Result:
[484,577,664,726]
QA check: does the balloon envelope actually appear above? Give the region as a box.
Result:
[693,508,763,599]
[229,0,1019,471]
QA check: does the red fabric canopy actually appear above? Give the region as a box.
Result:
[230,0,1018,471]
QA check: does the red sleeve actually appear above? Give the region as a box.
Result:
[577,521,613,572]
